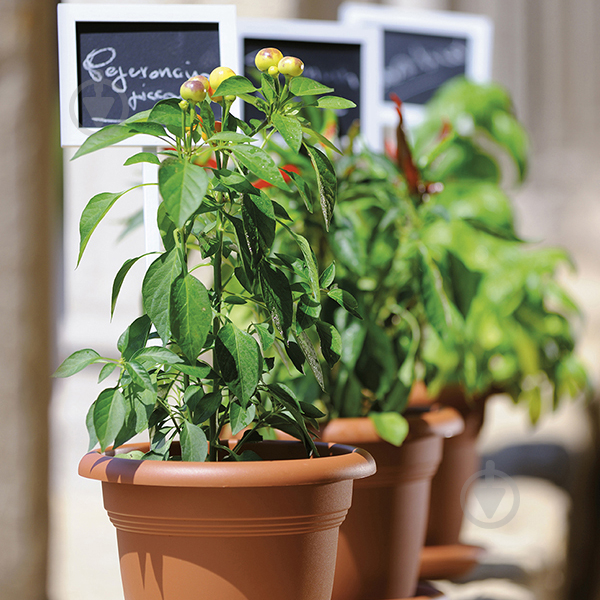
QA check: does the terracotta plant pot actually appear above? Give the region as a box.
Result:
[425,388,487,547]
[79,440,376,600]
[320,407,463,600]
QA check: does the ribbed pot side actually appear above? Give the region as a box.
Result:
[79,440,376,600]
[321,408,463,600]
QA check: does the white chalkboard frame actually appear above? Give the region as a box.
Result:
[237,18,382,151]
[57,4,239,147]
[339,2,493,129]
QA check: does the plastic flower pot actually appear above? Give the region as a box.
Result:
[79,440,376,600]
[320,407,463,600]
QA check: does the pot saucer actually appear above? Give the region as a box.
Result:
[419,544,485,580]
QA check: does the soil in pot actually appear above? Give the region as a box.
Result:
[320,407,463,600]
[79,440,376,600]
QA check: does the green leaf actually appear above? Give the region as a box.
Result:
[213,75,258,97]
[170,362,212,379]
[230,402,256,435]
[214,168,259,195]
[296,294,321,331]
[53,349,102,377]
[78,188,133,265]
[127,122,166,137]
[131,346,183,365]
[232,145,289,191]
[226,215,254,283]
[223,295,247,305]
[305,145,337,230]
[301,126,342,154]
[267,382,301,409]
[299,401,326,420]
[316,96,356,109]
[124,359,155,392]
[185,389,222,424]
[266,383,319,456]
[115,383,156,447]
[111,254,156,317]
[261,73,276,103]
[272,112,303,153]
[124,151,161,166]
[294,330,325,392]
[253,323,275,352]
[85,402,99,451]
[334,310,367,370]
[148,98,183,135]
[215,323,262,407]
[319,262,335,288]
[259,262,293,339]
[490,110,529,182]
[158,157,209,228]
[142,249,184,343]
[316,321,342,368]
[93,388,127,451]
[207,131,255,143]
[290,231,320,301]
[369,412,409,446]
[98,362,117,383]
[122,109,152,124]
[290,77,334,96]
[242,193,276,264]
[327,288,362,319]
[117,315,152,361]
[419,246,452,340]
[72,124,139,159]
[284,169,313,213]
[170,274,212,362]
[285,340,306,373]
[180,421,208,462]
[157,203,177,252]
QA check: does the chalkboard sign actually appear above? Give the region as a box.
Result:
[383,30,467,105]
[58,4,239,146]
[76,22,220,128]
[238,19,382,151]
[339,3,493,128]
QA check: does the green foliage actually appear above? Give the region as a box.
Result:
[54,57,358,461]
[265,75,589,438]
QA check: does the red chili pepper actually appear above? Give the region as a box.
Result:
[252,164,300,189]
[390,93,421,196]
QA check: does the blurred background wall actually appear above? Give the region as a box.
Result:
[2,0,599,599]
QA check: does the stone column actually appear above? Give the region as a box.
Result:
[0,1,58,599]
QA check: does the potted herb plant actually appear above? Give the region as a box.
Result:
[54,48,376,600]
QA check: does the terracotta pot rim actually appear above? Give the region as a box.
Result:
[78,440,376,488]
[321,406,464,445]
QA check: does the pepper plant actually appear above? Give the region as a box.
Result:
[265,76,589,444]
[54,48,358,462]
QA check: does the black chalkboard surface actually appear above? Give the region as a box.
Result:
[243,38,362,135]
[76,22,220,128]
[383,30,467,104]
